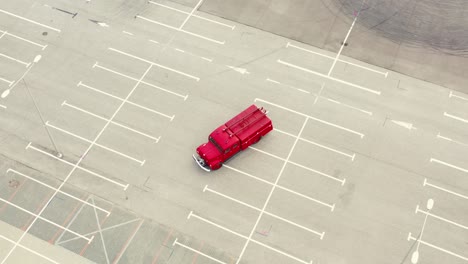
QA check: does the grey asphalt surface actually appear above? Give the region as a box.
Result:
[0,0,468,264]
[200,0,468,94]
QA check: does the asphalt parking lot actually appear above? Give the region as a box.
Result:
[1,0,468,264]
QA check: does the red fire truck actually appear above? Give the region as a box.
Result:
[193,104,273,171]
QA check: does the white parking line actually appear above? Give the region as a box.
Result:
[255,98,365,138]
[136,15,225,45]
[407,233,468,261]
[436,133,468,147]
[265,78,310,94]
[77,81,180,116]
[91,197,111,264]
[7,169,111,216]
[148,39,214,62]
[122,31,133,36]
[0,53,30,67]
[327,14,358,77]
[423,178,468,201]
[237,118,310,264]
[0,104,6,109]
[62,101,161,142]
[27,143,129,190]
[0,235,60,264]
[45,121,146,166]
[430,158,468,174]
[57,218,140,245]
[273,128,356,161]
[0,30,48,50]
[0,8,61,32]
[93,63,188,102]
[0,196,94,243]
[277,59,381,95]
[286,42,388,77]
[108,47,200,82]
[187,212,314,264]
[173,238,227,264]
[416,204,468,230]
[179,0,203,29]
[204,186,325,239]
[224,164,336,210]
[449,91,468,101]
[148,1,235,30]
[249,145,346,185]
[55,196,91,246]
[326,98,373,116]
[0,76,15,86]
[444,112,468,124]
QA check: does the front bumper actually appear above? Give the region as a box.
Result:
[192,154,210,172]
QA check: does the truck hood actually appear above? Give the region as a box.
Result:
[196,142,221,162]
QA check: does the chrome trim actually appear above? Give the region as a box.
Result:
[192,154,210,172]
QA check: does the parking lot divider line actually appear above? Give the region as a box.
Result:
[0,235,60,264]
[135,15,225,45]
[0,8,61,32]
[416,206,468,230]
[111,219,144,264]
[430,158,468,174]
[173,239,227,264]
[0,30,47,49]
[277,59,381,96]
[56,196,91,246]
[0,196,92,242]
[408,233,468,261]
[423,178,468,200]
[108,48,201,81]
[27,143,128,189]
[444,112,468,124]
[255,98,365,138]
[7,169,110,216]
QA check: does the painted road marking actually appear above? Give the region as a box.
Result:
[0,196,94,243]
[148,1,235,30]
[136,15,225,45]
[122,31,133,36]
[224,164,336,211]
[444,112,468,124]
[266,78,310,94]
[0,76,14,86]
[255,98,365,138]
[27,143,129,190]
[0,53,30,67]
[178,0,204,29]
[236,118,311,264]
[204,185,325,239]
[7,169,110,216]
[407,233,468,262]
[0,235,60,264]
[0,104,6,109]
[108,47,200,82]
[327,13,358,77]
[0,30,48,50]
[249,145,346,185]
[277,59,381,95]
[1,56,153,264]
[90,197,111,264]
[436,133,468,147]
[62,101,162,141]
[390,119,416,130]
[0,8,61,32]
[77,81,180,116]
[187,212,314,264]
[449,91,468,101]
[54,196,91,245]
[57,218,140,246]
[326,98,373,116]
[150,40,214,62]
[286,42,388,77]
[45,121,146,166]
[273,128,356,161]
[430,158,468,174]
[416,205,468,230]
[111,219,144,264]
[93,63,188,101]
[173,238,227,264]
[423,178,468,201]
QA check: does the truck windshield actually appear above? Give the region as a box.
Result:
[209,136,223,153]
